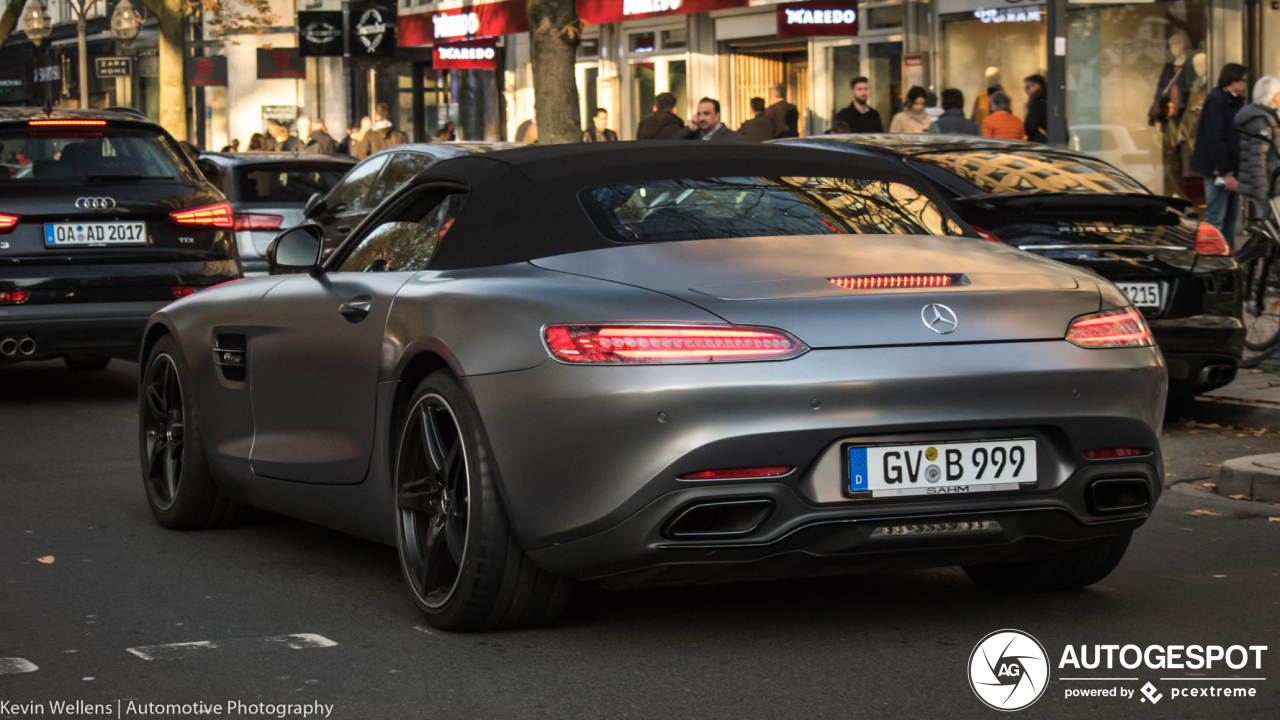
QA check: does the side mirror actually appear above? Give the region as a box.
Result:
[304,192,326,219]
[266,225,325,274]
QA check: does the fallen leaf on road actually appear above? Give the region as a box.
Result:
[1189,430,1202,434]
[36,556,54,564]
[1187,509,1220,516]
[1236,433,1247,437]
[1203,451,1220,455]
[1201,463,1222,467]
[1166,473,1177,477]
[1229,494,1250,500]
[1202,482,1217,488]
[1269,517,1280,522]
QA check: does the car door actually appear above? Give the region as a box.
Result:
[248,187,468,484]
[309,153,391,252]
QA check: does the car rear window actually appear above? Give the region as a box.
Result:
[581,177,962,243]
[911,150,1147,195]
[234,164,349,203]
[0,126,190,182]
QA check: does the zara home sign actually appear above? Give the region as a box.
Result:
[777,0,859,38]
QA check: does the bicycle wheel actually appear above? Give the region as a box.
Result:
[1239,237,1280,367]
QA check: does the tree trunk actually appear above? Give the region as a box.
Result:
[526,0,581,144]
[140,0,188,139]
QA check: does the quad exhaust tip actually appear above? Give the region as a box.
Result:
[663,499,775,539]
[0,337,16,356]
[17,337,36,356]
[1,335,36,357]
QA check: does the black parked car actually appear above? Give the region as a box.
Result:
[302,142,519,254]
[0,108,239,370]
[196,152,356,276]
[781,135,1242,397]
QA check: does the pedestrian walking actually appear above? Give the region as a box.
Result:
[929,89,981,136]
[583,109,618,142]
[366,104,407,153]
[738,98,774,142]
[298,117,338,154]
[347,117,373,159]
[674,98,742,143]
[637,93,684,140]
[1235,75,1280,215]
[247,133,268,151]
[1192,63,1249,245]
[889,87,932,134]
[981,91,1025,140]
[1023,74,1048,143]
[765,84,799,139]
[435,120,458,142]
[832,77,883,133]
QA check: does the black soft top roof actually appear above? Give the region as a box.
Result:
[403,141,971,270]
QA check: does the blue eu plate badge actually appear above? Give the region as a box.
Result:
[848,447,868,492]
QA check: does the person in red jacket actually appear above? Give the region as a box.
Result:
[981,91,1025,140]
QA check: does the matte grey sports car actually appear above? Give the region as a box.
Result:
[138,143,1167,631]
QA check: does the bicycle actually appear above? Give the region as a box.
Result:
[1231,127,1280,367]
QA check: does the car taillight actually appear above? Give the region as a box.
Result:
[679,466,794,480]
[0,290,29,303]
[1066,308,1154,348]
[543,325,808,364]
[233,213,283,232]
[1195,222,1232,256]
[27,119,107,127]
[171,286,196,299]
[0,213,18,234]
[829,274,955,290]
[969,225,1002,243]
[1082,447,1148,459]
[171,203,233,228]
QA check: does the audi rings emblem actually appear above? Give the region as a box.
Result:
[75,197,117,210]
[921,303,959,334]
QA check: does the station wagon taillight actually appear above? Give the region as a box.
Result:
[171,203,234,229]
[233,213,283,232]
[0,213,17,234]
[1066,308,1154,348]
[1195,222,1232,256]
[543,325,808,364]
[0,290,29,303]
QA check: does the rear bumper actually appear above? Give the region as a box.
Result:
[0,300,166,361]
[1150,315,1244,391]
[467,340,1166,581]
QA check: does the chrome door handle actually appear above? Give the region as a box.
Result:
[339,298,372,322]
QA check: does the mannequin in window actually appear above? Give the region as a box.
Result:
[1177,52,1210,169]
[970,67,1004,126]
[1150,33,1198,198]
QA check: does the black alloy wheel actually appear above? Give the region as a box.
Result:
[395,371,572,631]
[138,335,250,529]
[397,393,470,609]
[142,352,185,510]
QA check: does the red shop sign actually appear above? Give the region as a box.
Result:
[576,0,747,25]
[776,0,859,38]
[398,1,529,46]
[434,39,499,69]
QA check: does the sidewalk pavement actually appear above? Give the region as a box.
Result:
[1202,367,1280,408]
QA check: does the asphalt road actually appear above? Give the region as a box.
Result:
[2,360,1278,720]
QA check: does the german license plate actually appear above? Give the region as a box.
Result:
[1116,282,1161,307]
[44,221,147,246]
[846,438,1037,497]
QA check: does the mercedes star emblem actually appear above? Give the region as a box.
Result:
[921,303,958,334]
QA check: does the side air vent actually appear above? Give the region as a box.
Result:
[214,334,247,382]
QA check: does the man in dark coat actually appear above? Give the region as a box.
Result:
[366,103,408,153]
[1192,63,1249,245]
[833,76,884,133]
[738,97,774,142]
[674,98,742,143]
[765,84,799,138]
[1023,74,1048,143]
[297,117,338,154]
[636,93,684,140]
[583,108,619,142]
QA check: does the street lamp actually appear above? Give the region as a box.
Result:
[21,1,52,47]
[110,0,140,44]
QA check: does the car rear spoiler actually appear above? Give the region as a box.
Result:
[952,192,1193,215]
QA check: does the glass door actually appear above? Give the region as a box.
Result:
[867,41,903,123]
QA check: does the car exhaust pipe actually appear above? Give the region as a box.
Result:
[1197,364,1236,386]
[662,499,775,539]
[1087,478,1151,514]
[0,337,16,356]
[17,336,36,356]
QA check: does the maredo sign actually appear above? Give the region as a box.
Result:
[777,0,859,37]
[397,0,528,46]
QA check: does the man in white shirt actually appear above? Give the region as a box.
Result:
[675,98,743,143]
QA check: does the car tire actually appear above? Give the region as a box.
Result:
[139,335,251,530]
[64,354,111,371]
[395,371,572,631]
[962,532,1131,592]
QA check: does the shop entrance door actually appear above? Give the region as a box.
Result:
[820,39,903,133]
[728,46,808,134]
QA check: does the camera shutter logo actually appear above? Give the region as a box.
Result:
[968,629,1049,711]
[76,197,116,210]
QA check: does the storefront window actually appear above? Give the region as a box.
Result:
[868,41,903,122]
[630,33,657,53]
[1067,0,1209,199]
[940,12,1045,136]
[579,38,600,58]
[662,28,688,49]
[830,45,862,117]
[867,5,905,30]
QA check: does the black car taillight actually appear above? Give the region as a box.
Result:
[0,213,17,234]
[233,214,283,232]
[171,203,234,229]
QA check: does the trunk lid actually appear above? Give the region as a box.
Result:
[531,235,1102,348]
